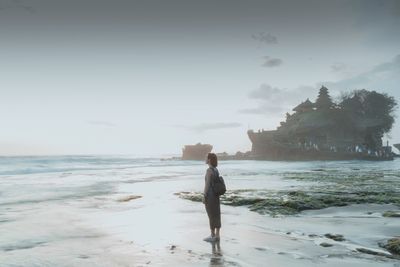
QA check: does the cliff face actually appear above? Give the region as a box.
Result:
[182,143,212,160]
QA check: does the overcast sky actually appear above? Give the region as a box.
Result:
[0,0,399,156]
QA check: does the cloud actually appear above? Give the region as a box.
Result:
[87,120,117,127]
[262,56,283,68]
[251,32,278,45]
[240,104,287,115]
[371,54,400,72]
[322,54,400,140]
[240,84,316,116]
[330,62,347,73]
[0,0,35,13]
[242,54,400,118]
[324,54,400,92]
[174,122,242,133]
[248,84,285,100]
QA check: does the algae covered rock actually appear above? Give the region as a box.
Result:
[382,211,400,217]
[175,192,203,202]
[117,195,142,202]
[175,167,400,217]
[381,238,400,256]
[320,243,333,247]
[356,248,394,259]
[324,233,345,242]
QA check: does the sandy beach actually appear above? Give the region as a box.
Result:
[0,156,399,266]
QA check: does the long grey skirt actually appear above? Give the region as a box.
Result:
[205,192,221,229]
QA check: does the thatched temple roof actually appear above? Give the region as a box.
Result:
[292,98,315,112]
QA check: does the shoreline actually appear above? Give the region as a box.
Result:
[1,157,399,266]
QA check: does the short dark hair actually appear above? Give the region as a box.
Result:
[207,153,218,167]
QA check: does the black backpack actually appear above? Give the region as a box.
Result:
[211,168,226,196]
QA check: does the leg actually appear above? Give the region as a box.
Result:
[215,227,220,238]
[210,228,216,237]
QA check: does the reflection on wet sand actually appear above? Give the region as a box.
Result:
[210,241,223,266]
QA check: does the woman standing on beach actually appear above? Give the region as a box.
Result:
[203,153,221,242]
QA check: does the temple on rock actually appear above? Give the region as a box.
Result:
[248,86,394,160]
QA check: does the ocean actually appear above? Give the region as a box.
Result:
[0,156,399,266]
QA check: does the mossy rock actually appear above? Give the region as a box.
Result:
[176,181,400,216]
[382,211,400,218]
[356,248,394,259]
[176,192,203,202]
[117,195,142,202]
[325,233,345,242]
[382,238,400,255]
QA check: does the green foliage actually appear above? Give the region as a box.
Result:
[340,89,398,148]
[280,87,396,149]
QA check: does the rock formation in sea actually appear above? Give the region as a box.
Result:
[181,143,212,160]
[248,87,397,161]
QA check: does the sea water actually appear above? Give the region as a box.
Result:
[0,156,399,266]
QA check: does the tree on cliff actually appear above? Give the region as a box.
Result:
[340,89,398,148]
[341,90,397,132]
[315,86,334,110]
